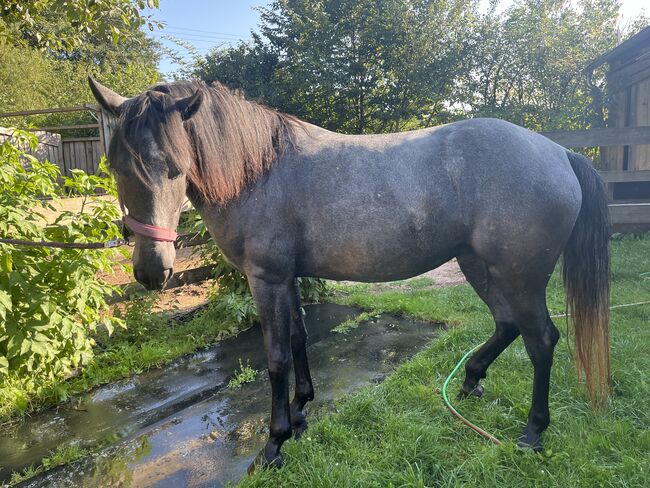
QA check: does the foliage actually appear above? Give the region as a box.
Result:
[228,358,258,389]
[198,0,476,133]
[459,0,624,131]
[110,293,168,341]
[0,35,160,132]
[196,0,649,135]
[0,130,124,382]
[207,292,259,327]
[0,0,161,135]
[0,0,161,51]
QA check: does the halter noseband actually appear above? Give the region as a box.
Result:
[123,215,178,242]
[119,199,178,243]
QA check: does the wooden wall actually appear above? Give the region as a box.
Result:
[0,127,63,166]
[602,45,650,171]
[61,137,103,175]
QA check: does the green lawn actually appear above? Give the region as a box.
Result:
[241,236,650,488]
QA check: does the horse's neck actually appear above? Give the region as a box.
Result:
[186,188,232,244]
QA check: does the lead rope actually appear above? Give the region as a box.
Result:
[442,300,650,445]
[0,237,128,249]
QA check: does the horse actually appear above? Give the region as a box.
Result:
[88,76,610,471]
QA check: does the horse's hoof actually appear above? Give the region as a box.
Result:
[291,410,309,440]
[517,431,543,452]
[457,384,484,399]
[247,449,284,475]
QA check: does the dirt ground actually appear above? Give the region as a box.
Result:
[420,259,466,287]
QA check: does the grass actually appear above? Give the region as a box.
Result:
[241,235,650,488]
[8,445,91,486]
[229,359,258,389]
[0,290,256,424]
[333,310,383,334]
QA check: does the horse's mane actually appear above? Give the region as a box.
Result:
[115,80,299,204]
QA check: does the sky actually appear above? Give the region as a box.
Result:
[147,0,648,77]
[148,0,269,76]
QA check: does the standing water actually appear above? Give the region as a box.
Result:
[1,304,441,487]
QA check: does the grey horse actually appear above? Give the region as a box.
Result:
[89,77,610,472]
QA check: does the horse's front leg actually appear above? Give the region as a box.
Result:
[247,275,293,472]
[289,281,313,438]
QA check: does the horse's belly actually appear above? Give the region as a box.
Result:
[298,215,466,282]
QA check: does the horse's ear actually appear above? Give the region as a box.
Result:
[176,89,204,121]
[88,76,127,116]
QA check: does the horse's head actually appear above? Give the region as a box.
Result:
[89,77,203,290]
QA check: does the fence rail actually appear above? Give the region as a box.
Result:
[540,126,650,148]
[0,104,108,177]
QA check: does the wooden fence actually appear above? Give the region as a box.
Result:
[0,105,110,177]
[0,128,63,164]
[541,126,650,231]
[61,137,104,175]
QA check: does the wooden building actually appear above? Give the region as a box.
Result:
[587,26,650,173]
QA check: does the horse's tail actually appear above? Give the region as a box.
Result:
[563,150,611,406]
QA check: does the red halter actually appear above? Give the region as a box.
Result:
[123,215,178,242]
[119,199,178,243]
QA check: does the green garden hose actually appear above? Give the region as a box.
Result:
[441,342,501,445]
[442,299,650,445]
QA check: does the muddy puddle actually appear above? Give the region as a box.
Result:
[1,304,441,487]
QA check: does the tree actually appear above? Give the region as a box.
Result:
[460,0,623,130]
[194,36,281,103]
[199,0,477,133]
[0,0,161,51]
[0,7,160,130]
[196,0,649,135]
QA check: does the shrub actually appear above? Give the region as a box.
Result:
[0,130,124,383]
[228,358,258,389]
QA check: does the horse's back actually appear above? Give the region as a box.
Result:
[211,118,582,282]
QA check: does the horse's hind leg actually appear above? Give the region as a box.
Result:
[517,309,559,451]
[459,252,560,450]
[289,281,314,438]
[456,254,520,398]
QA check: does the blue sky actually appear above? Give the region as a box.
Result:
[148,0,647,77]
[148,0,270,76]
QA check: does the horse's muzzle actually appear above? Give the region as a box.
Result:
[134,267,173,291]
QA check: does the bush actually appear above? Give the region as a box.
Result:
[0,130,124,383]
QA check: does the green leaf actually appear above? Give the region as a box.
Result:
[0,290,12,319]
